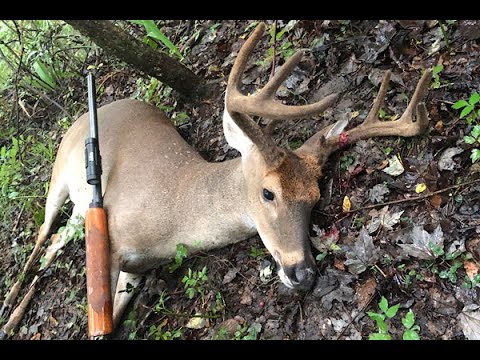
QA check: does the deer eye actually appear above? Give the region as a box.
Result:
[262,188,275,201]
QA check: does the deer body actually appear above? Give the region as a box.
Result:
[54,99,258,270]
[2,23,432,335]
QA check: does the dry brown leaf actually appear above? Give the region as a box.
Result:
[30,333,41,340]
[466,235,480,261]
[377,159,389,170]
[366,168,375,175]
[49,315,58,327]
[334,257,345,271]
[240,287,253,306]
[464,261,479,281]
[356,277,377,310]
[435,120,443,131]
[429,194,443,209]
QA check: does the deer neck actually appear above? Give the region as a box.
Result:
[182,157,256,251]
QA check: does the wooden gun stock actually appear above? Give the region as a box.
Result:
[85,207,113,336]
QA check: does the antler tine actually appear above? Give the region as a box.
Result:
[325,69,432,150]
[226,22,266,96]
[226,22,338,121]
[364,70,391,124]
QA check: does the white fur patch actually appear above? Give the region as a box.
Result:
[222,110,254,157]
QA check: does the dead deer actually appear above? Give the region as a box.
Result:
[1,22,431,335]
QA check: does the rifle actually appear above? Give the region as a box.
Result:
[84,73,113,337]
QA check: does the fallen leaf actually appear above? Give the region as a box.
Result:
[222,267,239,285]
[377,159,389,170]
[464,261,479,281]
[311,225,339,252]
[458,304,480,340]
[429,194,443,209]
[367,206,404,233]
[434,120,443,131]
[30,333,41,340]
[382,155,404,176]
[415,183,427,193]
[438,147,464,171]
[342,196,351,212]
[240,287,253,305]
[398,225,444,260]
[368,183,390,203]
[49,315,58,327]
[312,268,356,310]
[356,277,377,310]
[334,257,345,271]
[351,111,360,119]
[215,318,244,338]
[186,315,207,329]
[345,227,380,274]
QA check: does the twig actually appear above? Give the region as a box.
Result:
[345,178,480,214]
[270,20,277,79]
[11,204,25,234]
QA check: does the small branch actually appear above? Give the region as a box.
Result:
[345,178,480,214]
[270,20,277,79]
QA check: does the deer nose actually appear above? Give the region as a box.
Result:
[283,264,315,290]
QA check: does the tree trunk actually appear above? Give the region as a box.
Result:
[65,20,213,101]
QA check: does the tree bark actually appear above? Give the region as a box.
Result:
[65,20,213,101]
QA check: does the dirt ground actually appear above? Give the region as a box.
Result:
[1,20,480,340]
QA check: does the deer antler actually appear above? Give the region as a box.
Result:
[298,69,432,164]
[226,22,338,121]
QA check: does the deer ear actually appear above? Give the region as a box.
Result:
[325,119,348,139]
[223,110,256,156]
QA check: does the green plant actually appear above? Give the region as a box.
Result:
[315,243,341,262]
[367,296,420,340]
[257,21,297,69]
[129,20,182,59]
[401,310,421,340]
[463,125,480,163]
[234,323,262,340]
[430,64,443,89]
[148,319,182,340]
[452,92,480,125]
[340,154,354,170]
[168,243,188,272]
[123,310,138,340]
[249,246,267,259]
[182,266,208,299]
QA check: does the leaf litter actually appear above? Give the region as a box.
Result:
[345,228,381,274]
[397,225,444,260]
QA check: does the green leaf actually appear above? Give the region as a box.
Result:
[403,329,420,340]
[385,303,400,318]
[367,311,385,323]
[316,252,327,262]
[469,92,480,106]
[379,296,389,313]
[460,105,474,119]
[432,64,443,76]
[369,333,392,340]
[33,60,56,90]
[402,309,415,329]
[471,149,480,163]
[471,125,480,139]
[130,20,182,59]
[464,136,477,144]
[452,99,468,109]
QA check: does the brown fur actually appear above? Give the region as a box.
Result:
[265,150,321,202]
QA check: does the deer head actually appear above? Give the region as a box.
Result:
[222,23,431,291]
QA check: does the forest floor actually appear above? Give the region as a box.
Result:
[1,20,480,340]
